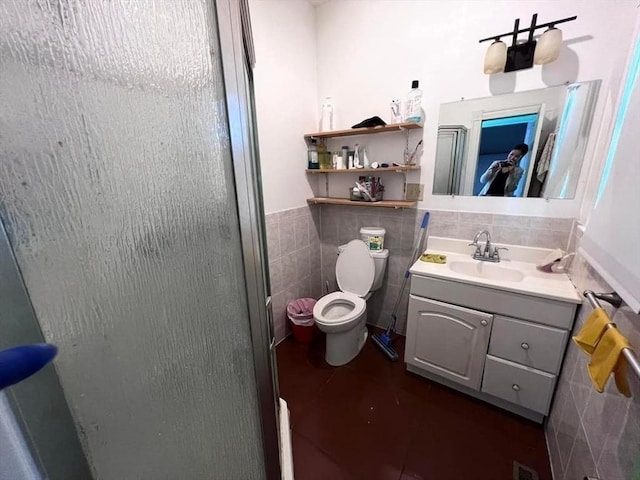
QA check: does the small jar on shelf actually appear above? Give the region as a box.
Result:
[318,140,332,169]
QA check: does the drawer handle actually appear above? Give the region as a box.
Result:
[521,342,530,350]
[512,384,521,392]
[480,319,488,326]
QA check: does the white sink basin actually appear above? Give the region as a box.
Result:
[448,260,525,283]
[409,237,582,304]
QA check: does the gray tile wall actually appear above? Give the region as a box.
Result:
[546,225,640,480]
[265,206,573,341]
[318,205,418,336]
[265,205,321,342]
[427,210,574,250]
[317,207,574,335]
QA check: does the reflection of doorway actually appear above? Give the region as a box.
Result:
[472,113,539,196]
[461,104,545,196]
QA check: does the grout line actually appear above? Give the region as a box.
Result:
[290,428,349,476]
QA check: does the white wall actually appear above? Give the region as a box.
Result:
[315,0,639,217]
[250,0,318,214]
[579,10,640,223]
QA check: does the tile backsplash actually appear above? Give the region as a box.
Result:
[265,206,574,341]
[426,210,574,250]
[546,225,640,480]
[319,207,574,335]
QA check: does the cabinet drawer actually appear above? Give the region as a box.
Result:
[489,316,568,374]
[482,355,556,415]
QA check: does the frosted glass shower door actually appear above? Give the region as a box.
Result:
[0,1,276,479]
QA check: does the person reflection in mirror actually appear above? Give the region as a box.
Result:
[479,143,529,197]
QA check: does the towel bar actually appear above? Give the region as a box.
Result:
[584,290,640,381]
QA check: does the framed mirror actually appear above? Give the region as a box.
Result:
[432,80,600,199]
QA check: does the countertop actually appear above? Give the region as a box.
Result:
[409,237,582,304]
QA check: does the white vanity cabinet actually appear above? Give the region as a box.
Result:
[405,274,578,423]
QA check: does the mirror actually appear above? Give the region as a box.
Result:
[432,80,600,199]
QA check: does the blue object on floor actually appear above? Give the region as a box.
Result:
[0,344,58,390]
[372,211,430,361]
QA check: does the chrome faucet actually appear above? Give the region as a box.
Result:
[469,230,507,262]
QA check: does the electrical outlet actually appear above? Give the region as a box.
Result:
[405,183,424,201]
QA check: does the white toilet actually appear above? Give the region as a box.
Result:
[313,239,389,366]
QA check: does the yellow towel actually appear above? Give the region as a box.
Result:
[587,327,632,397]
[573,308,611,354]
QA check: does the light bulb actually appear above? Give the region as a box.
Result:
[534,27,563,65]
[484,40,507,74]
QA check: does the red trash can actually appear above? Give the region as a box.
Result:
[287,298,318,343]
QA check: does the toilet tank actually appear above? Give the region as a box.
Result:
[369,249,389,291]
[337,243,389,292]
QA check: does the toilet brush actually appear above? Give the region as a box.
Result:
[371,211,430,361]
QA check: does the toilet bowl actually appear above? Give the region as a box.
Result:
[313,239,388,366]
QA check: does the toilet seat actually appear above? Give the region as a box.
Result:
[314,240,373,326]
[313,291,366,326]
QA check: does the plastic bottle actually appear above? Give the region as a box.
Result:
[308,139,319,169]
[353,144,361,168]
[390,99,402,123]
[405,80,423,123]
[320,97,334,132]
[340,146,349,170]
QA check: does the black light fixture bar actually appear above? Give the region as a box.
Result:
[478,15,577,43]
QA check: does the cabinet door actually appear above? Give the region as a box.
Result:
[405,295,493,390]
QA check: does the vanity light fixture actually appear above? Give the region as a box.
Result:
[479,14,577,73]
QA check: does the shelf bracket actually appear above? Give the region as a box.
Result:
[402,127,410,164]
[324,172,329,197]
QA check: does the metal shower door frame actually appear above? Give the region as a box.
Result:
[215,1,282,478]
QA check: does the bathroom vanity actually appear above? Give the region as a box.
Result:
[404,237,581,423]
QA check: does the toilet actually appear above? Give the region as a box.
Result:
[313,239,389,366]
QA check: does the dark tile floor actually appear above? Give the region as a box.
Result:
[277,329,552,480]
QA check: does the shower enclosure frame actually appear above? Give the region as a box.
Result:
[216,1,283,478]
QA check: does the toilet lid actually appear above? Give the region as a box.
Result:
[335,239,375,297]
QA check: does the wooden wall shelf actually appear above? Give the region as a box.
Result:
[306,165,420,174]
[307,197,417,209]
[304,122,422,140]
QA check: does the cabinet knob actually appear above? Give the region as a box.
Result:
[512,384,520,392]
[521,342,530,350]
[480,319,488,326]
